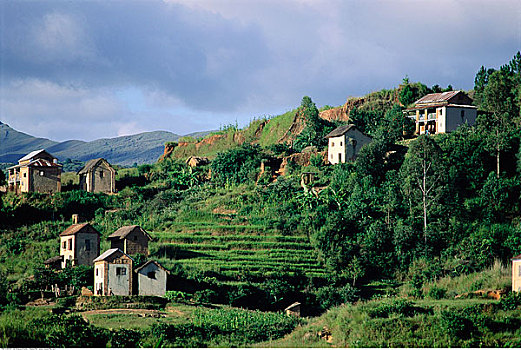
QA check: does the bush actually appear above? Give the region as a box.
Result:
[427,286,447,300]
[316,284,360,310]
[368,299,425,318]
[211,145,265,185]
[109,328,143,348]
[165,290,192,303]
[500,292,521,311]
[439,310,477,340]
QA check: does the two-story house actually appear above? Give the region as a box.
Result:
[404,90,477,135]
[7,149,62,194]
[108,225,153,257]
[59,221,101,269]
[325,124,372,164]
[94,248,134,296]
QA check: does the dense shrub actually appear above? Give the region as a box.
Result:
[211,144,265,185]
[368,299,427,318]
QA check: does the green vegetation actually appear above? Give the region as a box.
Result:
[1,52,521,347]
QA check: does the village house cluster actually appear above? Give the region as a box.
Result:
[44,215,168,296]
[10,90,521,297]
[7,150,116,195]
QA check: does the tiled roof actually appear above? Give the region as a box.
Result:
[78,158,113,175]
[8,158,61,170]
[108,225,153,241]
[93,248,133,262]
[512,254,521,260]
[135,260,170,274]
[19,149,47,162]
[414,91,461,105]
[325,124,356,138]
[59,223,100,236]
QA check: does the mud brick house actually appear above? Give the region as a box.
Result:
[78,158,116,194]
[108,225,153,257]
[59,220,101,269]
[94,248,134,296]
[135,260,169,296]
[404,90,477,135]
[325,124,372,164]
[7,149,61,194]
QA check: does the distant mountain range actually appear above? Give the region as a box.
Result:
[0,121,210,166]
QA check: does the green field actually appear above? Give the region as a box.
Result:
[149,222,326,281]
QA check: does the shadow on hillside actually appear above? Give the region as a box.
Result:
[155,245,210,260]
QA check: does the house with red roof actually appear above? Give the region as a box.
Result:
[7,149,62,194]
[59,218,101,269]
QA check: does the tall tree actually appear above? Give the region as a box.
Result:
[479,70,519,178]
[400,135,446,243]
[294,96,334,151]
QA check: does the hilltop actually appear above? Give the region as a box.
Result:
[162,87,402,160]
[0,121,210,166]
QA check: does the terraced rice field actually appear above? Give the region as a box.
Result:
[148,222,326,280]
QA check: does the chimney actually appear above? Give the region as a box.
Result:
[72,214,79,224]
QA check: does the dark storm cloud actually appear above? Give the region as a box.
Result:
[0,0,519,141]
[1,1,271,111]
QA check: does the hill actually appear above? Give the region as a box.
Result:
[0,121,210,166]
[163,87,402,160]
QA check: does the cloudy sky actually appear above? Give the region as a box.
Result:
[1,0,520,141]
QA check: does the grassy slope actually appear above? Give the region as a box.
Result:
[169,108,297,159]
[256,263,514,348]
[143,184,326,282]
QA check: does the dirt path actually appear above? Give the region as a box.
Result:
[81,308,166,316]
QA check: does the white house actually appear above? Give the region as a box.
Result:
[93,248,134,296]
[135,260,170,296]
[325,124,372,164]
[404,90,477,135]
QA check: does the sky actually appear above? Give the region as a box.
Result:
[0,0,520,142]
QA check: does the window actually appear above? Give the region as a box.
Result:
[331,142,335,147]
[39,171,45,176]
[461,110,465,117]
[331,154,333,160]
[518,265,521,277]
[99,171,104,178]
[116,267,126,276]
[147,271,156,279]
[439,109,443,115]
[85,239,91,251]
[62,241,66,249]
[338,153,342,162]
[96,268,98,276]
[68,238,72,250]
[23,173,27,178]
[340,141,343,146]
[133,235,137,241]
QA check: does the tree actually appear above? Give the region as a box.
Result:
[400,135,446,243]
[399,77,415,107]
[374,104,415,142]
[479,69,519,178]
[293,96,335,151]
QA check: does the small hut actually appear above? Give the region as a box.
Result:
[285,302,301,317]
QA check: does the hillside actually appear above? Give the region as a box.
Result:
[0,121,210,166]
[164,87,402,160]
